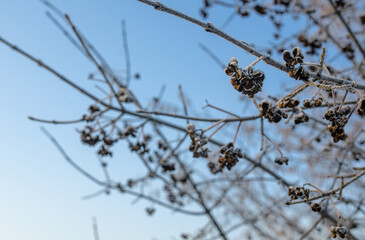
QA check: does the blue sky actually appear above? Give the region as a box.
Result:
[0,1,303,239]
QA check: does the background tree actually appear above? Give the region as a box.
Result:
[1,0,365,239]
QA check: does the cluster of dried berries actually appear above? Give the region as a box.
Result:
[163,185,183,206]
[161,162,175,172]
[325,106,351,143]
[186,123,208,158]
[356,98,365,117]
[303,98,323,108]
[218,142,242,171]
[170,173,188,185]
[208,162,222,174]
[157,140,168,151]
[225,57,265,98]
[129,135,151,156]
[278,98,299,108]
[274,156,288,165]
[330,226,348,238]
[81,126,100,146]
[253,4,267,15]
[297,34,322,55]
[310,202,321,212]
[294,111,309,125]
[98,144,112,157]
[288,186,310,200]
[119,125,137,138]
[259,100,288,123]
[282,47,309,80]
[98,130,119,157]
[117,88,134,103]
[82,104,101,122]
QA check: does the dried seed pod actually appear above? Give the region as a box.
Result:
[288,186,295,196]
[224,57,238,76]
[310,202,321,212]
[325,107,351,143]
[98,144,112,157]
[218,142,243,170]
[118,88,134,102]
[288,186,310,200]
[302,98,311,108]
[314,97,323,107]
[186,123,195,135]
[292,46,304,63]
[88,104,100,113]
[186,123,208,158]
[294,112,309,124]
[337,226,348,238]
[259,100,287,123]
[275,156,289,165]
[356,98,365,117]
[279,98,299,108]
[330,226,337,238]
[282,50,293,64]
[161,162,175,172]
[208,162,222,174]
[80,126,100,146]
[124,125,137,137]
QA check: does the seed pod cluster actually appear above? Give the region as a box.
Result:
[82,104,101,122]
[98,144,112,157]
[161,162,175,172]
[129,135,151,156]
[225,57,265,98]
[118,88,134,103]
[330,226,348,238]
[356,98,365,117]
[81,126,100,146]
[303,98,323,108]
[294,111,309,124]
[119,125,138,138]
[325,106,351,143]
[208,162,222,174]
[274,156,289,165]
[283,47,304,67]
[310,202,322,212]
[80,122,140,158]
[288,186,310,200]
[282,47,309,80]
[218,142,243,170]
[259,100,288,123]
[278,98,299,108]
[186,123,208,158]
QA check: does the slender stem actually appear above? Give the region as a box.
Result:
[232,121,242,145]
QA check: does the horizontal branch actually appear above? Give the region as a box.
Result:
[137,110,260,122]
[29,116,84,124]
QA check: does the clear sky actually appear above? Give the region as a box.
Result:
[0,1,302,239]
